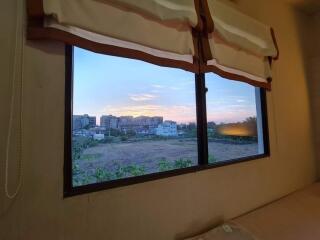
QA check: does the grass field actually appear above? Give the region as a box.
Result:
[73,139,258,186]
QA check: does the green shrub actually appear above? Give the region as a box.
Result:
[74,173,95,186]
[72,163,83,175]
[82,175,95,185]
[72,136,99,160]
[94,167,112,182]
[174,158,193,168]
[80,153,103,161]
[123,165,145,177]
[208,154,217,163]
[87,139,99,147]
[72,178,83,187]
[158,158,174,171]
[120,135,128,142]
[113,162,126,179]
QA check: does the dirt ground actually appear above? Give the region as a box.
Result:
[75,139,258,176]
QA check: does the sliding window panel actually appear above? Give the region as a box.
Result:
[205,73,268,164]
[71,47,198,187]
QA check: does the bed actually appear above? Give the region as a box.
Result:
[186,183,320,240]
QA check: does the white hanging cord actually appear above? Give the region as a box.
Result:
[5,0,24,199]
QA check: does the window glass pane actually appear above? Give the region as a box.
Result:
[206,74,265,164]
[72,47,198,186]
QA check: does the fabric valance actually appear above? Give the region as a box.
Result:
[27,0,201,72]
[202,0,279,89]
[102,0,201,29]
[26,0,279,89]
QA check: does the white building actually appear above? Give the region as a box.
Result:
[156,121,178,137]
[93,133,105,141]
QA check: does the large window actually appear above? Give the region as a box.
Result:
[65,46,269,195]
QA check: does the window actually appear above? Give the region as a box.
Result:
[70,47,198,188]
[65,46,269,196]
[205,74,268,163]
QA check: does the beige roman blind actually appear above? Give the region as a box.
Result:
[27,0,202,72]
[201,0,279,89]
[26,0,278,89]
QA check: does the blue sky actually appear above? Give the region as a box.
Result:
[73,47,257,124]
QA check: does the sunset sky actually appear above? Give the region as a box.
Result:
[73,47,257,125]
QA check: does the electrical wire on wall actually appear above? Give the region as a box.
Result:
[5,0,24,199]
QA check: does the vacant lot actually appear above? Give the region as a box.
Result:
[73,139,258,185]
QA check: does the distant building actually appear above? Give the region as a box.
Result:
[100,115,118,129]
[85,114,96,128]
[90,127,106,134]
[156,121,178,136]
[133,116,163,127]
[73,114,96,130]
[178,123,187,130]
[73,115,89,130]
[99,115,166,135]
[118,116,134,128]
[73,129,92,137]
[117,116,163,134]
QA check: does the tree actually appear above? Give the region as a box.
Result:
[207,121,217,129]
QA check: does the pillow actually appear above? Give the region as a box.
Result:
[185,222,259,240]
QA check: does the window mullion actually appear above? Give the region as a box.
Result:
[195,73,208,166]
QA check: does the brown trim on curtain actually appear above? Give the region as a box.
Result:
[27,26,199,73]
[271,28,279,60]
[26,0,44,26]
[202,65,271,90]
[192,0,202,71]
[197,0,274,90]
[194,0,204,32]
[200,0,214,33]
[268,56,273,67]
[199,33,212,63]
[198,0,213,63]
[192,29,200,72]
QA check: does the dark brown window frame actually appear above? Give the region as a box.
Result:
[64,45,270,197]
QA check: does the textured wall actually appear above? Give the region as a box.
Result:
[300,12,320,177]
[0,0,318,239]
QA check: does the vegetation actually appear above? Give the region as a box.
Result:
[94,167,113,182]
[174,158,193,168]
[158,158,193,172]
[208,154,217,164]
[72,163,83,175]
[72,117,259,186]
[123,165,145,177]
[80,153,103,161]
[74,162,147,186]
[73,157,194,186]
[158,158,174,171]
[207,116,258,144]
[72,136,99,161]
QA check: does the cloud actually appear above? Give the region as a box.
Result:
[129,93,157,102]
[169,87,182,91]
[151,84,165,89]
[236,99,246,103]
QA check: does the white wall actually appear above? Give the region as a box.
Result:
[0,0,318,239]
